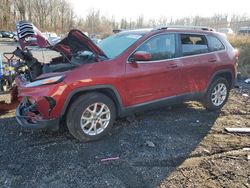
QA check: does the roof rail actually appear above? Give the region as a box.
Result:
[156,25,215,31]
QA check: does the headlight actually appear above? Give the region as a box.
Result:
[25,76,64,88]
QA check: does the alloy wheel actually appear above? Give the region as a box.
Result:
[80,103,111,136]
[211,83,228,106]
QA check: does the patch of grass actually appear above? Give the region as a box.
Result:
[228,35,250,77]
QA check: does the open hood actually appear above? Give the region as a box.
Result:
[16,21,106,58]
[51,29,106,57]
[16,21,50,49]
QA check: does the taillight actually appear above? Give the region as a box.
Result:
[234,49,240,60]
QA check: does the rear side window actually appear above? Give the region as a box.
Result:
[137,34,176,61]
[207,36,225,52]
[180,34,209,56]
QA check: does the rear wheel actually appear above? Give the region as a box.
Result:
[66,93,116,142]
[203,77,230,111]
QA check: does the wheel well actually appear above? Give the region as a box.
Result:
[215,72,233,87]
[62,88,122,118]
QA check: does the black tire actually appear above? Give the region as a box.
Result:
[66,92,116,142]
[203,77,230,111]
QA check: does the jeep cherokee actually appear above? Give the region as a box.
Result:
[15,22,238,142]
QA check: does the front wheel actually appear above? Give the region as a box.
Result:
[66,93,116,142]
[203,77,230,111]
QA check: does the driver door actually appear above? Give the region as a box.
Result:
[125,33,182,106]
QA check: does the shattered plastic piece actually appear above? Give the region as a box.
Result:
[242,93,249,97]
[145,141,155,147]
[245,78,250,84]
[101,157,119,162]
[225,127,250,133]
[243,148,250,151]
[204,149,210,153]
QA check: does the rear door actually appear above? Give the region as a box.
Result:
[177,33,227,93]
[125,33,183,106]
[177,33,215,93]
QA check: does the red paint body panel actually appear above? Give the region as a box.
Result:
[16,28,237,125]
[51,30,106,57]
[125,59,183,106]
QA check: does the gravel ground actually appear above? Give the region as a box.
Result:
[0,41,250,187]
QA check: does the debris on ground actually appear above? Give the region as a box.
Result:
[245,78,250,84]
[225,127,250,133]
[203,149,210,153]
[242,93,249,97]
[100,157,119,162]
[145,140,155,148]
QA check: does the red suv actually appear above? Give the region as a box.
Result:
[15,25,238,142]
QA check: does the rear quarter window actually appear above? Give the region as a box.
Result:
[207,35,225,52]
[180,34,209,56]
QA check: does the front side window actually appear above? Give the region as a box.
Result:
[207,35,225,52]
[181,34,209,56]
[136,34,176,61]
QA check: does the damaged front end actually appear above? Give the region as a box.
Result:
[14,21,108,130]
[15,77,71,130]
[16,96,59,130]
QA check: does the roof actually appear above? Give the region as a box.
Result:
[118,28,153,35]
[117,25,215,36]
[155,25,215,32]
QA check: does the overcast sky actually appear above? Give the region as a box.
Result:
[70,0,249,21]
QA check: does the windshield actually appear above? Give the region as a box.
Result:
[98,33,143,58]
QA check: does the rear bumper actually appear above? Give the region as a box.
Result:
[16,103,60,130]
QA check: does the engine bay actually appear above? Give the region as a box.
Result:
[5,22,108,85]
[12,47,98,82]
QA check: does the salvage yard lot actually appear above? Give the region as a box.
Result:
[0,41,250,187]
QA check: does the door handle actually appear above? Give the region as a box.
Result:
[208,58,217,63]
[166,64,178,68]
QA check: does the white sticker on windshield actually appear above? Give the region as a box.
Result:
[127,34,141,39]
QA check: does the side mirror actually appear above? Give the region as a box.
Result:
[130,51,152,62]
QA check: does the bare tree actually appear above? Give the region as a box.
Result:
[14,0,26,20]
[0,0,250,36]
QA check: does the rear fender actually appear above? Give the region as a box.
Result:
[205,69,234,94]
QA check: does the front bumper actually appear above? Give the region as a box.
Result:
[16,103,60,130]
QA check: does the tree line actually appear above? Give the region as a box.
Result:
[0,0,74,33]
[1,0,250,37]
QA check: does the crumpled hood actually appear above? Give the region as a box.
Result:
[50,29,106,57]
[16,21,106,58]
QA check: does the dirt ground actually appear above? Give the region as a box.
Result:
[0,41,250,187]
[160,88,250,188]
